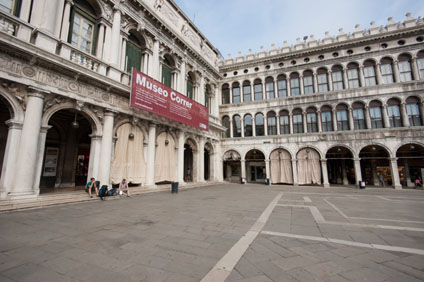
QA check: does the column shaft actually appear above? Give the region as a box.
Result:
[146,123,156,187]
[199,138,205,182]
[353,159,362,188]
[60,0,73,41]
[321,160,330,187]
[98,111,115,187]
[291,159,298,186]
[390,158,402,189]
[178,131,185,183]
[110,8,122,66]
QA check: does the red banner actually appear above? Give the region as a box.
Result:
[130,69,209,131]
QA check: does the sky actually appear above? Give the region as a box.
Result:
[173,0,424,59]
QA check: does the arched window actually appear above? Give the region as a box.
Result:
[0,0,21,15]
[222,84,230,104]
[125,33,143,72]
[331,65,344,90]
[336,104,349,131]
[277,74,287,97]
[398,54,413,82]
[417,51,424,80]
[233,115,241,137]
[306,107,318,132]
[69,0,99,55]
[317,68,328,92]
[222,116,231,138]
[290,73,300,96]
[352,102,366,130]
[265,77,275,99]
[186,72,195,99]
[244,114,253,137]
[254,79,263,101]
[279,110,290,134]
[232,82,241,103]
[387,98,402,127]
[255,113,264,136]
[369,100,383,128]
[205,86,211,113]
[321,106,333,132]
[380,57,394,84]
[303,70,314,94]
[363,60,377,86]
[267,111,277,135]
[292,109,303,133]
[242,81,251,102]
[347,63,360,88]
[162,55,173,88]
[406,97,422,126]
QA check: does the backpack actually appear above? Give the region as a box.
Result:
[107,188,117,196]
[99,185,108,200]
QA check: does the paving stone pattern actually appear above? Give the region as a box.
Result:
[0,184,423,282]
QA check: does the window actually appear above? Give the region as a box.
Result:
[244,114,253,137]
[243,82,251,102]
[406,97,422,126]
[265,78,275,99]
[336,109,349,131]
[0,0,20,15]
[279,112,290,134]
[363,60,377,86]
[290,73,300,96]
[370,104,383,128]
[162,57,173,88]
[398,55,413,82]
[232,83,241,103]
[277,75,287,97]
[347,63,360,88]
[205,88,210,113]
[307,112,318,132]
[387,105,402,127]
[254,80,263,101]
[380,58,394,84]
[293,111,303,133]
[233,115,241,137]
[255,113,264,136]
[303,71,314,94]
[352,103,366,130]
[186,72,194,99]
[332,66,344,90]
[71,13,95,54]
[321,110,333,132]
[418,51,424,79]
[126,33,142,73]
[267,113,277,135]
[222,116,231,138]
[317,69,328,92]
[222,84,230,104]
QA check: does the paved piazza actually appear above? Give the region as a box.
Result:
[0,184,424,282]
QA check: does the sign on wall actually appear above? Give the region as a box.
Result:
[43,147,59,177]
[130,69,209,131]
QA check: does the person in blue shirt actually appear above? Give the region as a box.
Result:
[85,177,98,198]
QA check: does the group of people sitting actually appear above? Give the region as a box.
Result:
[85,178,131,199]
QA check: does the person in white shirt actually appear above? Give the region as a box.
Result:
[119,179,131,197]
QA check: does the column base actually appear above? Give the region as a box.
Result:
[323,183,330,188]
[394,185,402,190]
[7,191,38,200]
[144,184,157,189]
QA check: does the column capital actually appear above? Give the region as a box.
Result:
[65,0,74,5]
[5,119,23,129]
[27,86,49,98]
[241,159,246,163]
[320,159,327,163]
[353,158,361,162]
[390,157,398,162]
[149,121,158,128]
[40,125,52,133]
[104,109,118,117]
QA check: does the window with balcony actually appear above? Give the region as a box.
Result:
[292,110,303,133]
[331,65,344,90]
[279,110,290,134]
[370,101,384,128]
[254,79,263,101]
[398,54,413,82]
[347,63,360,88]
[306,109,318,133]
[69,0,98,55]
[0,0,21,15]
[244,114,253,137]
[380,57,394,84]
[352,102,366,130]
[363,60,377,86]
[317,68,328,92]
[387,99,402,127]
[265,77,275,99]
[242,81,251,102]
[336,105,349,131]
[232,82,241,104]
[267,112,277,135]
[290,73,300,96]
[406,97,422,126]
[321,107,333,132]
[277,75,287,97]
[125,33,143,73]
[303,71,314,94]
[255,113,264,136]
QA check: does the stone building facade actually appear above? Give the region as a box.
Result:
[219,14,424,189]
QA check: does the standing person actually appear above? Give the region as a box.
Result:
[85,177,98,198]
[186,167,191,182]
[119,179,131,197]
[378,173,384,187]
[415,176,422,188]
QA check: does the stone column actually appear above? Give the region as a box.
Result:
[87,134,102,180]
[229,85,233,103]
[276,114,280,135]
[199,137,205,182]
[299,75,304,95]
[33,125,51,195]
[179,60,186,93]
[286,78,291,97]
[403,159,414,187]
[393,61,400,82]
[390,158,402,189]
[348,107,354,130]
[264,115,268,136]
[143,53,149,74]
[19,0,33,22]
[229,118,234,138]
[0,120,22,199]
[332,109,338,131]
[241,118,245,138]
[341,160,349,185]
[110,7,122,67]
[145,123,157,188]
[252,117,256,136]
[265,159,270,185]
[421,101,424,125]
[60,0,73,41]
[11,87,45,198]
[328,71,333,91]
[358,66,365,87]
[370,160,379,186]
[317,111,322,132]
[96,22,106,60]
[291,159,298,186]
[313,72,318,93]
[400,102,410,127]
[98,110,116,188]
[343,69,349,89]
[353,158,362,188]
[177,130,185,184]
[120,36,127,71]
[411,57,419,80]
[302,111,307,133]
[289,113,293,134]
[321,159,330,187]
[241,159,246,183]
[152,39,160,80]
[382,105,390,128]
[376,63,383,85]
[30,0,64,37]
[103,24,112,62]
[364,106,372,129]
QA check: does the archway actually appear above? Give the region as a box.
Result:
[155,131,177,184]
[297,148,322,185]
[396,144,424,188]
[223,150,241,183]
[359,145,391,187]
[204,142,214,181]
[184,144,194,182]
[40,109,93,192]
[270,149,293,184]
[0,96,11,180]
[326,146,355,185]
[245,149,266,183]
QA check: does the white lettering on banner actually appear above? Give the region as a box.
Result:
[170,92,193,109]
[136,73,169,98]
